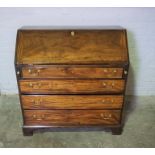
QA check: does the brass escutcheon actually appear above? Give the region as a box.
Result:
[71,31,75,36]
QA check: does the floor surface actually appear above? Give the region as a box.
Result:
[0,95,154,148]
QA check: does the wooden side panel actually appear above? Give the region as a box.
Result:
[19,79,125,94]
[22,66,123,79]
[24,110,121,126]
[21,95,123,109]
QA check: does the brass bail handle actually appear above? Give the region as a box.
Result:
[31,99,42,105]
[28,69,41,76]
[100,113,112,120]
[29,82,42,88]
[32,114,45,121]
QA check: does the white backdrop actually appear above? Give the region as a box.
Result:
[0,7,155,95]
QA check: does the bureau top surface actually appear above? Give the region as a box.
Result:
[15,27,129,65]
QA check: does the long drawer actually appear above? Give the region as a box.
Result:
[21,66,123,79]
[24,110,121,126]
[19,79,125,94]
[21,95,123,109]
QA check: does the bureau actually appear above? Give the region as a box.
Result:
[15,26,129,136]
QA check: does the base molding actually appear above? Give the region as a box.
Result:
[22,125,123,136]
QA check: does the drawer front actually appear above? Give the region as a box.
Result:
[22,66,123,79]
[19,79,125,94]
[24,110,121,126]
[21,95,123,109]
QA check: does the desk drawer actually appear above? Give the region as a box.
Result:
[19,79,125,94]
[21,95,123,109]
[24,110,121,126]
[22,66,123,79]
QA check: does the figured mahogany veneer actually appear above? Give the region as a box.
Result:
[22,66,123,79]
[24,110,121,126]
[21,95,123,109]
[19,79,125,94]
[16,30,128,65]
[15,26,129,136]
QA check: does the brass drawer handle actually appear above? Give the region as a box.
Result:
[102,82,106,87]
[32,114,45,121]
[31,99,42,105]
[29,83,33,87]
[113,69,117,73]
[100,113,112,120]
[28,69,41,76]
[28,83,42,88]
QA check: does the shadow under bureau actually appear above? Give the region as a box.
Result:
[15,26,129,136]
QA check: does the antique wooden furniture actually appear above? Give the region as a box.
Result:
[15,26,129,136]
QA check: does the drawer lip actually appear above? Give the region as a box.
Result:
[24,109,121,126]
[21,66,123,79]
[19,79,125,94]
[21,95,124,110]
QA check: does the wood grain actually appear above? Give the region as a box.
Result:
[19,79,125,94]
[21,95,123,109]
[22,66,123,79]
[24,110,121,126]
[16,30,128,65]
[15,27,129,135]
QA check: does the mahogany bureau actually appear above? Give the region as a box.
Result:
[15,26,129,136]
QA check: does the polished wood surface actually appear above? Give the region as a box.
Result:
[22,66,123,79]
[21,95,123,109]
[15,27,129,135]
[19,79,125,94]
[24,110,121,125]
[16,30,128,65]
